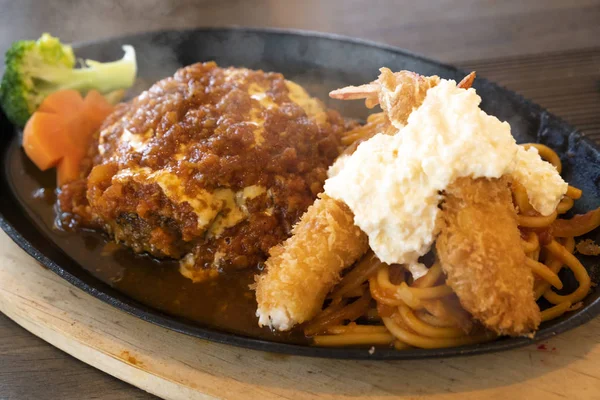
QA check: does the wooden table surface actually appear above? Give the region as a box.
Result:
[0,1,599,399]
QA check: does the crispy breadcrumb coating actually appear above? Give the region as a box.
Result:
[576,239,600,256]
[255,70,438,331]
[255,194,368,331]
[436,176,541,336]
[330,68,440,130]
[255,70,482,333]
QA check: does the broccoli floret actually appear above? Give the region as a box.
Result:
[0,33,137,127]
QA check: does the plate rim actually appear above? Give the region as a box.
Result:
[1,26,599,360]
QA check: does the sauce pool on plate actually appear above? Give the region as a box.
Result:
[7,141,308,344]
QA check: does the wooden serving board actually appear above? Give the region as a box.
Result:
[1,230,600,400]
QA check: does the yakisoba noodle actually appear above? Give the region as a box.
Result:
[308,136,599,349]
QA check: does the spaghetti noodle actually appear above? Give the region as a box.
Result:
[307,144,600,349]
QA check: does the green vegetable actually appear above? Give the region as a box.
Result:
[0,33,137,127]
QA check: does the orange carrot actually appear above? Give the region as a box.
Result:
[82,90,114,127]
[56,151,85,187]
[21,89,115,186]
[22,112,70,170]
[37,89,84,116]
[64,112,95,150]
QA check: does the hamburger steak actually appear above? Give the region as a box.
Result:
[58,62,348,281]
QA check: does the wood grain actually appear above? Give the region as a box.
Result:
[460,48,600,140]
[1,0,599,65]
[1,230,600,400]
[0,313,157,399]
[0,1,599,399]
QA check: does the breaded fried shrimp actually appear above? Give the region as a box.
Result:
[255,194,369,331]
[436,177,541,336]
[255,70,438,331]
[330,68,440,129]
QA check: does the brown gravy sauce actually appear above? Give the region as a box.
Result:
[8,141,307,344]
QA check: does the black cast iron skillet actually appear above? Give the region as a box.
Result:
[1,28,599,360]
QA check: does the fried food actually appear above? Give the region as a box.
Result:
[576,239,600,256]
[330,68,440,129]
[331,69,542,336]
[335,71,475,157]
[436,176,541,336]
[338,111,396,156]
[457,71,476,91]
[255,194,369,330]
[256,68,552,337]
[255,70,439,331]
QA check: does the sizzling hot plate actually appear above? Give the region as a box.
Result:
[1,28,599,360]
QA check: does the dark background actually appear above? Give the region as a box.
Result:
[1,0,599,64]
[1,1,599,399]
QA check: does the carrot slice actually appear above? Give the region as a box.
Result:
[22,89,115,186]
[38,89,84,116]
[64,112,96,150]
[82,90,114,127]
[56,152,85,186]
[22,112,70,170]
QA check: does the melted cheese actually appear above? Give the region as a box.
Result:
[285,80,328,124]
[207,189,246,238]
[246,79,328,146]
[151,170,226,230]
[114,168,224,230]
[180,252,219,282]
[247,83,277,146]
[113,167,266,238]
[248,83,277,109]
[207,185,267,237]
[99,128,153,156]
[248,108,266,146]
[120,128,152,152]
